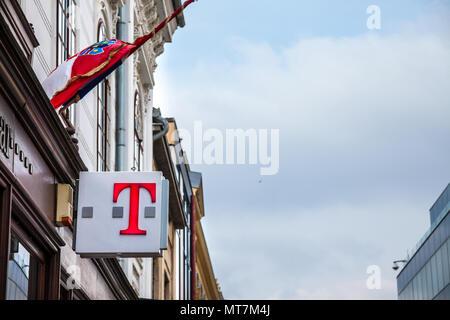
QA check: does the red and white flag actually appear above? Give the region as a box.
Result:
[42,0,195,110]
[43,39,136,109]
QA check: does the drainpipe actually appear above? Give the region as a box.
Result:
[152,108,169,141]
[190,194,196,300]
[115,2,130,171]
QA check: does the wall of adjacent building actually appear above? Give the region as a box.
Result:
[397,184,450,300]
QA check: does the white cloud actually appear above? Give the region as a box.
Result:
[202,200,428,299]
[154,11,450,299]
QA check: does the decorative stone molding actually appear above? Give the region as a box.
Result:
[99,0,106,11]
[142,84,152,113]
[109,0,124,9]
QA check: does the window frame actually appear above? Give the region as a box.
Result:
[7,223,46,300]
[56,0,76,66]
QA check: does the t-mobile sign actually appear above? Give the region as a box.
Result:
[74,171,169,257]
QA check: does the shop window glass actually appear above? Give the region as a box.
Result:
[446,240,450,285]
[6,235,41,300]
[426,262,433,299]
[436,247,444,293]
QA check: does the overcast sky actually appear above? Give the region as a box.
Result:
[154,0,450,299]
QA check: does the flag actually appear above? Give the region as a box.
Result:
[43,39,134,109]
[42,0,196,110]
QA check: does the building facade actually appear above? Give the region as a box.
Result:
[166,119,223,300]
[0,0,222,300]
[397,183,450,300]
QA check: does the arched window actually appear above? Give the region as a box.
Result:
[96,22,110,171]
[133,91,144,171]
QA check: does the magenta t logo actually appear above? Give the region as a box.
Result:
[113,183,156,235]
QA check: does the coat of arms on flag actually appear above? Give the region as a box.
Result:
[42,38,133,109]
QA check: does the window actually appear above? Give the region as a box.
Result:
[175,229,181,300]
[416,268,423,300]
[57,0,76,124]
[96,23,110,172]
[57,0,76,65]
[421,266,428,299]
[133,92,144,171]
[184,226,191,300]
[426,262,433,299]
[59,268,89,300]
[413,269,419,300]
[7,236,32,300]
[169,147,180,181]
[445,240,450,287]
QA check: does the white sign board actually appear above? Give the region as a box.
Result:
[74,171,169,257]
